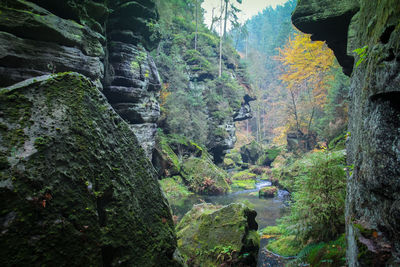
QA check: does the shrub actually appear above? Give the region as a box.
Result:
[282,150,346,242]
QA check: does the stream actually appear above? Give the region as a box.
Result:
[168,179,291,267]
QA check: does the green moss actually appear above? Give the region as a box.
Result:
[0,90,33,150]
[353,223,375,236]
[328,133,347,150]
[159,177,192,199]
[231,179,256,190]
[262,226,281,235]
[266,235,302,257]
[130,50,147,73]
[34,136,53,150]
[177,203,258,266]
[181,157,230,194]
[259,186,278,198]
[231,170,257,180]
[0,73,178,266]
[223,157,235,168]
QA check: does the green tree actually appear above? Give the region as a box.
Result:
[283,150,346,242]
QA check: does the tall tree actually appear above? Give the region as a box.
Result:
[218,0,224,77]
[275,32,335,134]
[195,0,198,50]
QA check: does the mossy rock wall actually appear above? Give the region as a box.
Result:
[293,0,400,264]
[0,73,178,266]
[0,0,162,159]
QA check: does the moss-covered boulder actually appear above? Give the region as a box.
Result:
[257,147,282,167]
[223,149,243,169]
[231,170,257,180]
[259,186,278,198]
[159,176,192,200]
[240,141,263,164]
[152,131,182,178]
[181,157,230,195]
[0,73,179,266]
[231,170,257,190]
[176,203,259,267]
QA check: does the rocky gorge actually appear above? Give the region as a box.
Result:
[1,0,399,266]
[0,0,180,265]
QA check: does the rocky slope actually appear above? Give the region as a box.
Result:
[0,73,178,266]
[0,0,180,265]
[154,0,255,164]
[0,0,160,158]
[293,0,400,265]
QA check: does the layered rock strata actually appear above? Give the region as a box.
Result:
[0,0,161,158]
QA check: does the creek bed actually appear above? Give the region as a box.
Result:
[168,179,291,266]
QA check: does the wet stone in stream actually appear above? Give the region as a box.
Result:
[168,180,291,266]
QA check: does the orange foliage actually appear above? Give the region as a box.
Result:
[160,83,171,107]
[274,32,335,134]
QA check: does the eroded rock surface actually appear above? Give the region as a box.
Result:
[293,0,400,265]
[0,0,161,158]
[176,203,259,267]
[0,73,178,266]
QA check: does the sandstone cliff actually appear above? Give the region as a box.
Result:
[292,0,400,265]
[0,0,160,158]
[0,1,179,265]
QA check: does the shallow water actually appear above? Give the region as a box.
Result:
[169,180,290,266]
[169,180,289,230]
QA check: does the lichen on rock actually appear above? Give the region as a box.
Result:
[176,203,259,267]
[0,73,178,266]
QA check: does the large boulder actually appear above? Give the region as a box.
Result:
[293,0,400,265]
[181,157,230,195]
[176,203,259,267]
[0,73,178,266]
[0,0,161,159]
[240,141,263,164]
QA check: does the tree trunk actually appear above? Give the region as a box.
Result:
[195,0,198,51]
[289,89,301,133]
[219,0,223,77]
[223,0,229,37]
[210,8,216,32]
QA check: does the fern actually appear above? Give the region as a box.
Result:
[353,45,368,67]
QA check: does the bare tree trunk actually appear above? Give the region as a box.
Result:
[223,0,229,37]
[307,106,315,134]
[256,103,260,142]
[245,36,248,59]
[195,0,198,51]
[219,0,223,77]
[289,89,301,133]
[210,8,216,32]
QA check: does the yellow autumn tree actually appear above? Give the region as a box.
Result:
[275,31,335,135]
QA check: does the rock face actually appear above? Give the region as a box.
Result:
[0,73,178,266]
[240,141,263,165]
[293,0,400,265]
[153,131,230,195]
[0,0,161,159]
[176,203,259,267]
